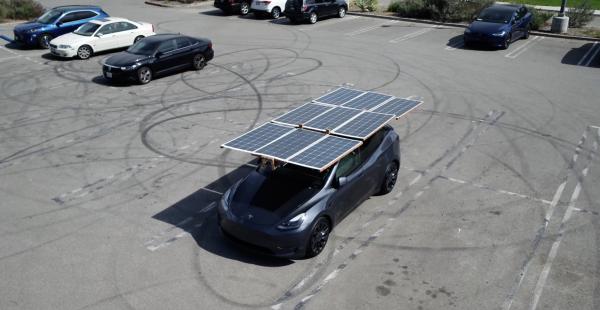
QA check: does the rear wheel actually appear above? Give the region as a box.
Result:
[240,1,250,15]
[305,217,330,258]
[338,6,346,18]
[271,6,281,19]
[192,53,206,70]
[134,35,144,43]
[77,45,92,60]
[378,162,399,195]
[38,34,52,49]
[137,66,152,84]
[309,12,317,24]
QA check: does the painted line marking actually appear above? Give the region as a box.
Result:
[505,36,544,59]
[389,28,432,43]
[0,34,12,42]
[576,42,599,66]
[346,20,398,36]
[583,42,600,67]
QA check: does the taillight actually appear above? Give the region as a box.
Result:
[208,42,212,49]
[302,4,308,11]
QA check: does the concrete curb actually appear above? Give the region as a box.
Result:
[348,11,600,42]
[144,0,212,8]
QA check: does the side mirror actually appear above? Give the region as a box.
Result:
[96,33,104,38]
[337,176,348,188]
[56,21,62,26]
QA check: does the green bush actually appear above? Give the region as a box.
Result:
[389,0,432,18]
[354,0,378,12]
[528,7,553,30]
[0,0,44,21]
[568,0,594,27]
[388,0,491,22]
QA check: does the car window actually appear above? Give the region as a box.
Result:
[158,39,177,53]
[175,37,191,49]
[37,9,62,24]
[120,22,138,31]
[59,12,79,24]
[358,128,386,164]
[335,150,361,178]
[76,11,98,20]
[97,23,118,35]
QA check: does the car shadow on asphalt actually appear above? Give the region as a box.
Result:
[447,34,500,51]
[2,41,36,50]
[199,9,234,16]
[561,42,600,67]
[152,159,295,267]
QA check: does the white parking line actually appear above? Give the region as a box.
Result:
[389,28,432,43]
[504,36,544,59]
[577,41,600,67]
[345,20,398,36]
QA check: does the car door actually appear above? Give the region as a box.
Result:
[56,11,97,36]
[329,150,367,222]
[154,39,180,74]
[93,23,118,52]
[110,22,135,48]
[173,37,194,67]
[118,22,140,47]
[510,11,522,39]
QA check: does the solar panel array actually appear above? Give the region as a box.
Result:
[221,87,423,171]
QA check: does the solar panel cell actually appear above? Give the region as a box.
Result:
[254,129,324,161]
[304,107,362,131]
[289,136,362,170]
[372,98,422,117]
[342,92,393,110]
[314,88,365,105]
[334,112,395,139]
[222,123,294,152]
[273,103,332,126]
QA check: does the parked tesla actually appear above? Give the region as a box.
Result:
[102,34,213,84]
[463,4,532,49]
[218,125,400,258]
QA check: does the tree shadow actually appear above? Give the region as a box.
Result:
[561,42,600,67]
[152,159,294,267]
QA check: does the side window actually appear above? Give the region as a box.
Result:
[121,22,138,31]
[359,129,385,164]
[59,12,79,23]
[158,39,177,53]
[97,23,117,35]
[335,151,361,178]
[175,37,191,49]
[77,11,98,20]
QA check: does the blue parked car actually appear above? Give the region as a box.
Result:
[464,4,532,49]
[13,5,109,49]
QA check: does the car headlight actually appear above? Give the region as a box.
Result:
[464,28,471,34]
[492,31,507,37]
[220,189,233,212]
[277,213,306,230]
[121,63,141,71]
[58,44,71,49]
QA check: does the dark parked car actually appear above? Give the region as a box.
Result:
[218,125,400,258]
[464,4,532,49]
[13,5,109,49]
[285,0,347,24]
[102,34,214,84]
[214,0,252,15]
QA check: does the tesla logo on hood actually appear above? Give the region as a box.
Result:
[246,213,254,220]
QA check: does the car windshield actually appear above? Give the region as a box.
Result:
[476,8,514,24]
[126,40,159,56]
[74,23,100,36]
[36,9,62,24]
[257,163,329,188]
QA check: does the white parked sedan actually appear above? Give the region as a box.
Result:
[49,17,155,59]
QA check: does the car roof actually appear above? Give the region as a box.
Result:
[52,5,103,12]
[142,33,189,42]
[89,17,135,25]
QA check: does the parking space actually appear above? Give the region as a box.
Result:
[1,1,599,309]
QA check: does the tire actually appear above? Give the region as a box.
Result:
[271,6,281,19]
[137,66,152,84]
[240,1,250,15]
[134,35,144,43]
[501,34,511,50]
[305,217,330,258]
[192,53,206,70]
[77,45,92,60]
[378,161,399,195]
[309,12,317,24]
[524,24,530,39]
[337,6,346,18]
[38,34,52,49]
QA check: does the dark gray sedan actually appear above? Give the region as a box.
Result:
[218,125,400,258]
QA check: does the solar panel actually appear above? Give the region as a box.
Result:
[313,88,366,105]
[254,129,324,161]
[304,107,362,131]
[342,92,393,110]
[273,103,333,126]
[221,123,294,153]
[288,136,362,170]
[334,112,395,140]
[372,98,422,117]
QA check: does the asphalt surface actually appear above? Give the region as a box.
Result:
[1,1,599,310]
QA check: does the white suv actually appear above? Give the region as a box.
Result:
[251,0,286,19]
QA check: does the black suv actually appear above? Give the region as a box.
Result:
[285,0,347,24]
[214,0,251,15]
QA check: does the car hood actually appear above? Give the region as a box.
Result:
[50,33,90,46]
[104,51,151,66]
[468,21,509,34]
[14,21,50,33]
[228,171,321,226]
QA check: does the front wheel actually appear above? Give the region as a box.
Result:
[309,12,317,24]
[378,162,399,195]
[77,45,92,60]
[134,35,144,43]
[338,6,346,18]
[524,24,530,39]
[192,53,206,70]
[38,34,52,49]
[271,6,281,19]
[137,66,152,84]
[305,217,330,258]
[240,1,250,15]
[501,34,511,50]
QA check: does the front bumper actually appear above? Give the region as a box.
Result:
[49,44,77,58]
[13,31,38,46]
[102,65,136,81]
[217,209,309,258]
[464,32,505,47]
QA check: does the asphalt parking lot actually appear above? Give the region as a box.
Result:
[1,0,600,309]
